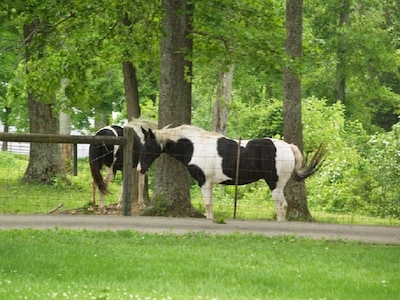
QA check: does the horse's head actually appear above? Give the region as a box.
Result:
[137,127,162,174]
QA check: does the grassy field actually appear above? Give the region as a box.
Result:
[1,229,399,300]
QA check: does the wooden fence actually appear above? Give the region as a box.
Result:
[0,127,135,216]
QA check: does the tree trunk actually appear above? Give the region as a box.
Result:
[59,111,72,173]
[123,61,140,120]
[335,0,350,103]
[1,107,11,151]
[59,79,72,173]
[94,111,108,129]
[121,13,145,209]
[143,0,202,217]
[213,65,234,135]
[22,93,66,184]
[283,0,312,221]
[21,21,66,185]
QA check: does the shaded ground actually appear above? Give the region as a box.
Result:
[0,214,399,244]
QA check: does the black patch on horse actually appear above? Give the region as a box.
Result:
[164,138,206,186]
[164,138,194,166]
[217,137,279,190]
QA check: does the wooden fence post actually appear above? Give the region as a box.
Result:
[122,127,134,216]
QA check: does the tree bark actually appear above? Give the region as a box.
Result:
[143,0,202,217]
[335,0,350,103]
[213,65,234,135]
[123,61,140,120]
[59,111,72,173]
[1,107,11,151]
[59,79,72,173]
[21,21,66,185]
[22,92,66,184]
[283,0,312,221]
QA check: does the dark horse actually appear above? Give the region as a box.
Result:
[137,125,325,221]
[89,119,158,211]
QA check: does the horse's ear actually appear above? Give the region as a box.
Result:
[142,127,155,140]
[148,128,155,139]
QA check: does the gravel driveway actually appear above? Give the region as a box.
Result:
[0,214,399,244]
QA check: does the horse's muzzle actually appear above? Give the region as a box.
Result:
[137,163,147,174]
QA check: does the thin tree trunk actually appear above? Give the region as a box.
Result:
[335,0,350,103]
[1,107,11,151]
[213,65,234,135]
[283,0,312,221]
[59,79,72,173]
[123,61,141,120]
[59,111,72,173]
[94,112,108,129]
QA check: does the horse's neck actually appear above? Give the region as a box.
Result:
[162,137,192,166]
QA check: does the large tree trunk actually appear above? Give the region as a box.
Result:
[21,21,66,185]
[283,0,312,221]
[335,0,350,103]
[142,0,201,217]
[22,92,65,184]
[213,65,234,135]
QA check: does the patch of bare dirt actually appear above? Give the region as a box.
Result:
[59,203,144,216]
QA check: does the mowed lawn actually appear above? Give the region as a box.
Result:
[0,229,399,300]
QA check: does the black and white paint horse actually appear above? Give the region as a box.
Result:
[89,119,157,212]
[137,125,325,221]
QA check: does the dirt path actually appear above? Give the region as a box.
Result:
[0,214,399,244]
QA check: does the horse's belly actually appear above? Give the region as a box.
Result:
[207,169,232,184]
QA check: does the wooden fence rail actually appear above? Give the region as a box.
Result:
[0,132,127,145]
[0,128,135,216]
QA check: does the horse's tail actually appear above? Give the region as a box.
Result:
[292,143,326,181]
[89,145,108,194]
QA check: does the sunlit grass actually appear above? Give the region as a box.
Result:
[0,152,121,213]
[1,229,399,299]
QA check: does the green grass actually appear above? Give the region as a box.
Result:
[0,152,122,213]
[0,229,399,299]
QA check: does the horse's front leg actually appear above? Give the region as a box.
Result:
[137,172,145,209]
[117,181,123,209]
[200,183,214,220]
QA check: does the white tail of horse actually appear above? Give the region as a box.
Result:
[291,143,326,181]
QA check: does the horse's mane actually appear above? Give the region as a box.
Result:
[126,118,158,129]
[154,124,223,144]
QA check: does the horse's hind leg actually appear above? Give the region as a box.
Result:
[271,189,287,222]
[98,167,114,213]
[91,180,96,204]
[201,183,214,220]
